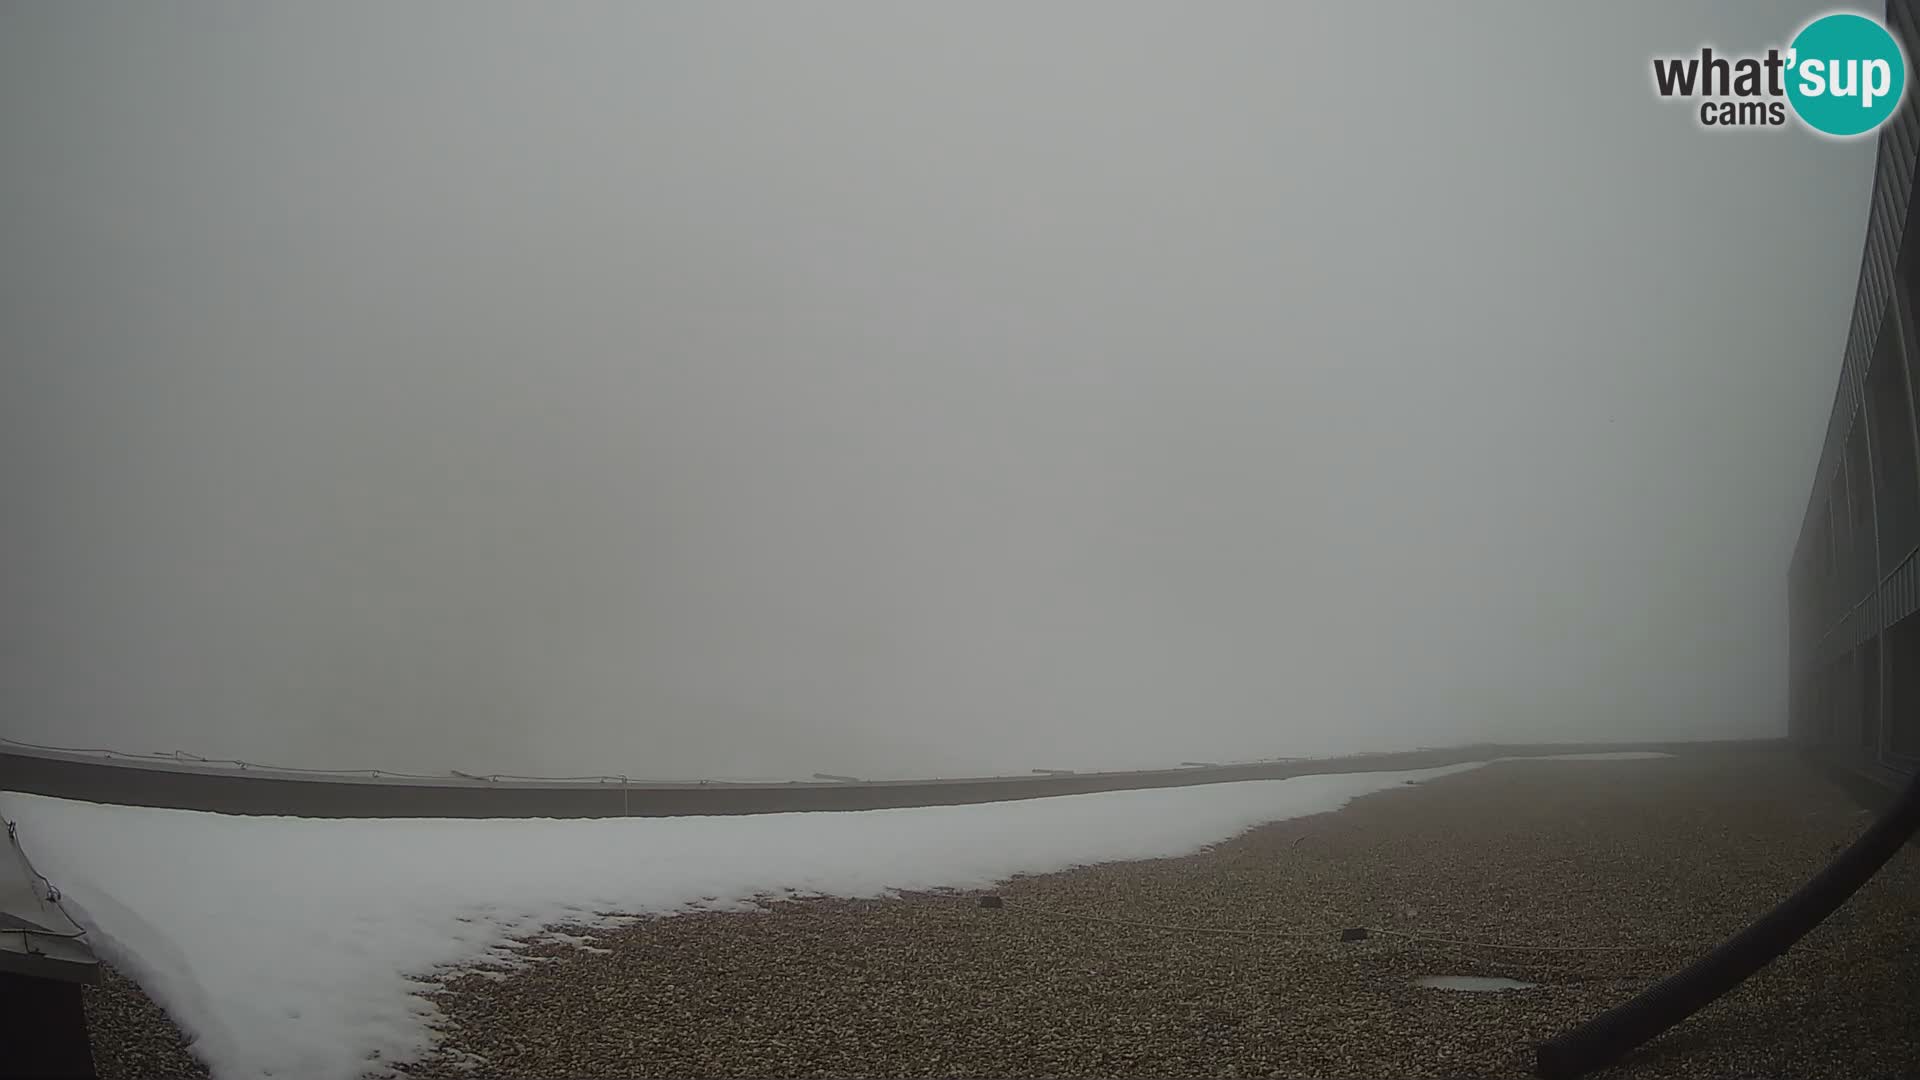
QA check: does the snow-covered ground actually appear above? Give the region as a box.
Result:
[0,751,1667,1080]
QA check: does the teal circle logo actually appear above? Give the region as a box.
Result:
[1787,13,1907,137]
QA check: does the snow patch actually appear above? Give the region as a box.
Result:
[1,751,1667,1080]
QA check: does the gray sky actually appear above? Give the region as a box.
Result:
[0,3,1879,780]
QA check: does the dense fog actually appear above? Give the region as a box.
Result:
[0,3,1878,780]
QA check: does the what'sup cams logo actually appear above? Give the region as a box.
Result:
[1653,11,1908,136]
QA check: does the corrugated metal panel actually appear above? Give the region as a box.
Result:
[1897,99,1920,177]
[1874,144,1901,234]
[1890,549,1920,628]
[1870,215,1894,310]
[1893,0,1920,56]
[1788,3,1920,798]
[1794,84,1919,625]
[1869,185,1891,271]
[1798,1,1920,778]
[1889,112,1917,192]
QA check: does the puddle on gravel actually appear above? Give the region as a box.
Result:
[1413,975,1538,992]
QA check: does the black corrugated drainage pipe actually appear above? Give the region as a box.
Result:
[1534,766,1920,1079]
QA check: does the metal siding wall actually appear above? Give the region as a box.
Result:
[1890,550,1920,629]
[1791,1,1920,779]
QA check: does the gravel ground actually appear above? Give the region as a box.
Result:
[83,750,1920,1078]
[83,966,208,1080]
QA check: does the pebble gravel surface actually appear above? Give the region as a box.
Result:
[84,750,1920,1078]
[82,966,209,1080]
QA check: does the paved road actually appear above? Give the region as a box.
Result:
[0,739,1787,818]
